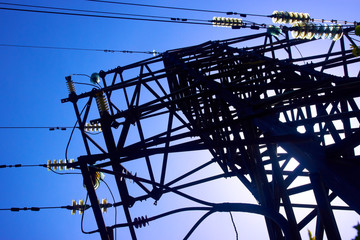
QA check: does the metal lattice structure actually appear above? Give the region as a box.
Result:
[62,25,360,240]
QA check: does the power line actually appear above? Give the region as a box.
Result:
[0,126,70,130]
[87,0,227,14]
[87,0,269,18]
[0,206,64,211]
[0,163,46,168]
[0,160,82,178]
[0,2,209,24]
[0,126,82,131]
[0,125,101,131]
[0,202,93,213]
[0,3,274,32]
[0,6,213,26]
[0,43,161,55]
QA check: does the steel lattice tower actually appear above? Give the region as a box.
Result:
[63,25,360,240]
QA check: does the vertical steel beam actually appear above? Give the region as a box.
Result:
[315,215,325,240]
[268,141,301,240]
[310,174,341,240]
[71,96,92,156]
[79,157,112,240]
[100,111,137,239]
[69,91,113,240]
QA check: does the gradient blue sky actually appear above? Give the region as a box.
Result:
[0,0,359,239]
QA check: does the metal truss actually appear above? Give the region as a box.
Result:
[62,25,360,240]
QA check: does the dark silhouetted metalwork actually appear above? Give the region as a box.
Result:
[63,25,360,239]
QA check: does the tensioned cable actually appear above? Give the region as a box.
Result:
[0,43,161,55]
[88,0,359,25]
[0,2,209,23]
[0,126,70,130]
[0,206,66,211]
[0,3,276,31]
[89,0,226,14]
[0,6,213,26]
[87,0,269,17]
[0,202,90,212]
[0,163,46,168]
[0,162,81,176]
[0,126,101,131]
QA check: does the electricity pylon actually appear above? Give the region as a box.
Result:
[62,24,360,240]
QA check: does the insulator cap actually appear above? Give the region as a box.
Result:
[212,16,243,28]
[47,159,74,171]
[79,200,85,214]
[272,11,310,24]
[47,160,51,171]
[102,198,108,213]
[85,123,102,132]
[70,159,75,170]
[59,159,64,170]
[66,78,76,94]
[71,200,77,215]
[292,23,343,41]
[83,171,104,190]
[90,73,101,84]
[95,92,109,115]
[133,216,149,228]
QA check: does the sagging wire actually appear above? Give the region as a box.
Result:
[86,131,102,136]
[0,200,285,240]
[84,122,103,135]
[184,210,215,240]
[88,168,257,239]
[48,167,81,176]
[81,194,99,234]
[110,204,272,239]
[101,179,117,240]
[91,166,216,207]
[73,81,101,89]
[266,28,306,64]
[110,207,212,229]
[64,102,88,168]
[229,212,239,240]
[71,73,102,89]
[79,180,117,237]
[0,200,212,239]
[294,44,306,64]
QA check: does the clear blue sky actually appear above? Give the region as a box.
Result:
[0,0,359,239]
